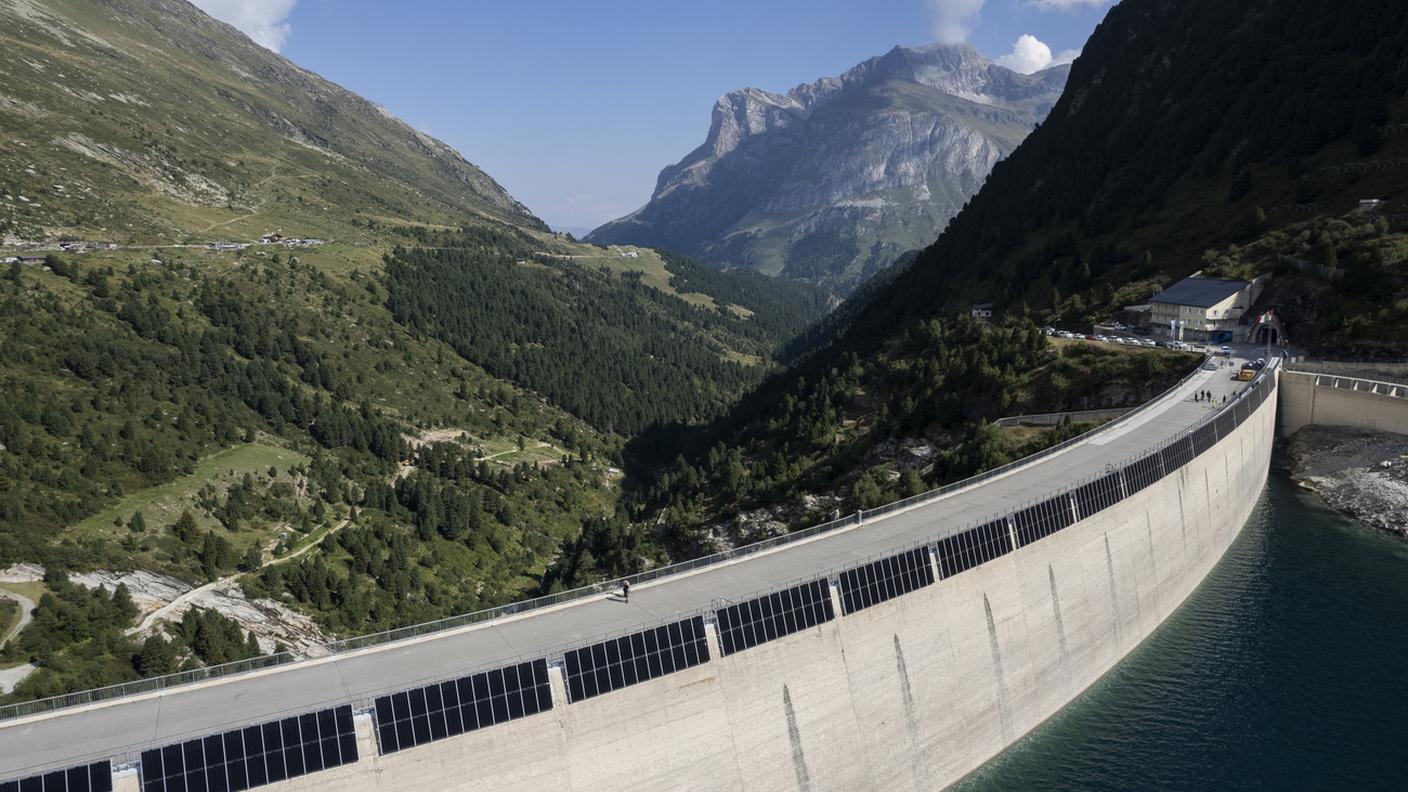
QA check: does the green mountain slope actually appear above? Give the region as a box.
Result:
[0,1,827,700]
[0,0,540,245]
[632,0,1408,547]
[384,231,828,435]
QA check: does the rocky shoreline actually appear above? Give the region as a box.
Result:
[1276,426,1408,539]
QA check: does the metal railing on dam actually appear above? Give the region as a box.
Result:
[0,357,1282,789]
[0,356,1213,725]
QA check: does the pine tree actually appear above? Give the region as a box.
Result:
[172,510,198,543]
[135,635,177,676]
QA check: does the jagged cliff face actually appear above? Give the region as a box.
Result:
[588,44,1068,293]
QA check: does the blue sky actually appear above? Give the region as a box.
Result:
[193,0,1114,230]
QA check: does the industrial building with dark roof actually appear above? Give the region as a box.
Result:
[1150,277,1250,308]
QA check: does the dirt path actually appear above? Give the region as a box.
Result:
[126,517,350,636]
[0,590,35,651]
[198,173,277,234]
[267,518,351,568]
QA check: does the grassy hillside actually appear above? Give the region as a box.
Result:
[0,1,831,701]
[0,0,539,246]
[0,235,648,698]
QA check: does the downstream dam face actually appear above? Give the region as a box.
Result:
[0,367,1278,792]
[343,375,1275,792]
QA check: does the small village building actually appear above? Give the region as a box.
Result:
[1149,274,1268,343]
[970,303,994,319]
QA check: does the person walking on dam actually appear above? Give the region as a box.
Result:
[622,580,631,603]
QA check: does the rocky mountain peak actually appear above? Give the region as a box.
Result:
[591,43,1069,293]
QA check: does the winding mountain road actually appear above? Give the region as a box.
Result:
[0,590,34,652]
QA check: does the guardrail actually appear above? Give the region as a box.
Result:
[994,407,1134,428]
[0,354,1212,723]
[1282,369,1408,398]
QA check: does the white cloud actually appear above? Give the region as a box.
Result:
[190,0,297,52]
[993,34,1080,73]
[927,0,985,44]
[1029,0,1113,10]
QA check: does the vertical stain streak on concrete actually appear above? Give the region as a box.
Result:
[1204,468,1215,539]
[1144,512,1158,580]
[1047,564,1070,674]
[893,634,929,790]
[982,594,1012,741]
[783,685,811,792]
[1103,533,1122,641]
[1176,485,1188,553]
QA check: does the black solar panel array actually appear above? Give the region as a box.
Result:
[140,705,356,792]
[1013,495,1075,547]
[564,616,709,703]
[716,578,834,656]
[1,762,112,792]
[1234,395,1251,424]
[936,519,1012,579]
[374,659,551,755]
[1214,410,1236,442]
[1160,436,1195,473]
[837,547,934,614]
[1073,471,1124,521]
[1190,422,1218,456]
[1122,451,1165,495]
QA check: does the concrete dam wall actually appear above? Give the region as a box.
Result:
[1278,369,1408,437]
[1,368,1279,792]
[317,374,1276,792]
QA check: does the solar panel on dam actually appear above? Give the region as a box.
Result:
[936,519,1011,578]
[564,616,710,703]
[374,659,551,755]
[1214,409,1236,441]
[139,705,356,792]
[1072,470,1123,521]
[0,762,112,792]
[1191,422,1218,456]
[1160,436,1195,473]
[837,547,934,614]
[1122,450,1165,495]
[716,578,834,656]
[1235,394,1252,424]
[1013,494,1075,547]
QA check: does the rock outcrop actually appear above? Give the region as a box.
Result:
[588,44,1068,293]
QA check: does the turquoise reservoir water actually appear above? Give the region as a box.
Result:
[957,473,1408,791]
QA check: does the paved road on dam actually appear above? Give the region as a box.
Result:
[0,348,1261,777]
